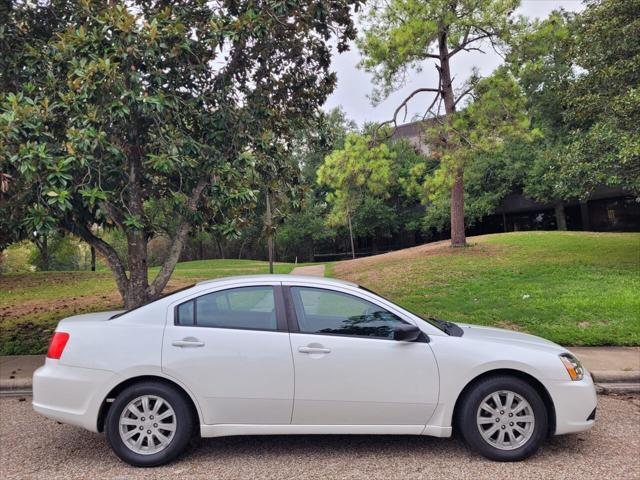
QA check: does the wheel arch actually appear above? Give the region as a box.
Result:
[96,375,201,433]
[452,368,557,437]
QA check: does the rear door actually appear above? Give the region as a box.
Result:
[286,284,439,426]
[162,282,294,425]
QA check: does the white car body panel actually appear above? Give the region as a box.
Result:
[32,274,597,441]
[162,325,294,425]
[289,332,439,425]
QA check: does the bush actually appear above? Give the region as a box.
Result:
[0,241,36,273]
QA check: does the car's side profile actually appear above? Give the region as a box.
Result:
[33,275,597,466]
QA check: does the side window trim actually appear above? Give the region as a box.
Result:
[283,286,408,341]
[173,284,288,332]
[282,285,300,333]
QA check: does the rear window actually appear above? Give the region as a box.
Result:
[175,286,277,331]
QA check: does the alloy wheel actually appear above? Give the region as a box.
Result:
[475,390,535,450]
[118,395,177,455]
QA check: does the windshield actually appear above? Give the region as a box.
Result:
[109,284,196,319]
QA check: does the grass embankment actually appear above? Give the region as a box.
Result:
[331,232,640,346]
[0,259,303,354]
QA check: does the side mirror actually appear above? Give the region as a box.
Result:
[393,324,422,342]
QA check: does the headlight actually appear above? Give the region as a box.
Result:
[560,353,584,381]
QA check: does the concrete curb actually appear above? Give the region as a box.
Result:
[596,383,640,395]
[591,370,640,384]
[0,378,32,391]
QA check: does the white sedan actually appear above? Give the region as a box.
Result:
[33,275,597,466]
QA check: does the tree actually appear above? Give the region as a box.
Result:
[358,0,520,246]
[405,68,538,233]
[295,108,356,188]
[507,9,580,228]
[0,0,73,253]
[317,133,395,258]
[275,108,355,262]
[510,1,639,222]
[1,0,362,307]
[278,200,333,262]
[507,10,577,137]
[253,131,303,274]
[560,0,640,197]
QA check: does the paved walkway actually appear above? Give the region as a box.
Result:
[570,346,640,372]
[0,355,43,390]
[290,264,326,276]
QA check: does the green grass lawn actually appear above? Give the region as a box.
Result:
[331,232,640,346]
[1,232,638,354]
[0,259,305,355]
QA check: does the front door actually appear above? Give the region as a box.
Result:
[287,285,439,426]
[162,283,294,425]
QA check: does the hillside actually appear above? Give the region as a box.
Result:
[330,231,640,346]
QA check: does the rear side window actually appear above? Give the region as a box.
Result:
[176,301,195,326]
[290,287,406,339]
[176,286,277,331]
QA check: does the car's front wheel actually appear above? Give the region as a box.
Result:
[105,381,195,467]
[456,375,548,461]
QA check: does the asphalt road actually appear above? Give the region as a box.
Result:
[1,395,639,480]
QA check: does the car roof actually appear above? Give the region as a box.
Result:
[195,274,359,288]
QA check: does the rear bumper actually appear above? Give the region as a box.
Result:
[32,359,114,432]
[546,372,598,435]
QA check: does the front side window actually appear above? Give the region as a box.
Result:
[290,287,406,339]
[176,286,277,331]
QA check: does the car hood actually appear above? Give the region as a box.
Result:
[455,323,568,353]
[58,310,125,326]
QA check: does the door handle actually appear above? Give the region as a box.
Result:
[298,346,331,354]
[172,338,205,348]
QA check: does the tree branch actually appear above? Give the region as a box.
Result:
[147,178,209,298]
[73,223,130,299]
[371,86,442,144]
[453,86,474,107]
[448,32,493,57]
[99,201,127,230]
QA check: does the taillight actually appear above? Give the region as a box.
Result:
[47,332,70,359]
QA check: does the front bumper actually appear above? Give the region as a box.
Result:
[546,372,598,435]
[32,359,114,432]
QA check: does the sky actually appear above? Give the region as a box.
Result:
[323,0,586,126]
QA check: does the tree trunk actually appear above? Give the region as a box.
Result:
[146,178,208,302]
[238,238,247,259]
[39,234,49,271]
[265,189,274,274]
[76,177,206,309]
[450,167,466,246]
[439,28,466,247]
[90,245,96,271]
[125,230,149,309]
[215,236,225,259]
[347,209,356,259]
[554,201,567,231]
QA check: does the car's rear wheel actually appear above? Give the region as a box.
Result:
[105,381,194,467]
[456,375,548,461]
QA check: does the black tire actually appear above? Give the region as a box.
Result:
[105,381,195,467]
[456,375,548,461]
